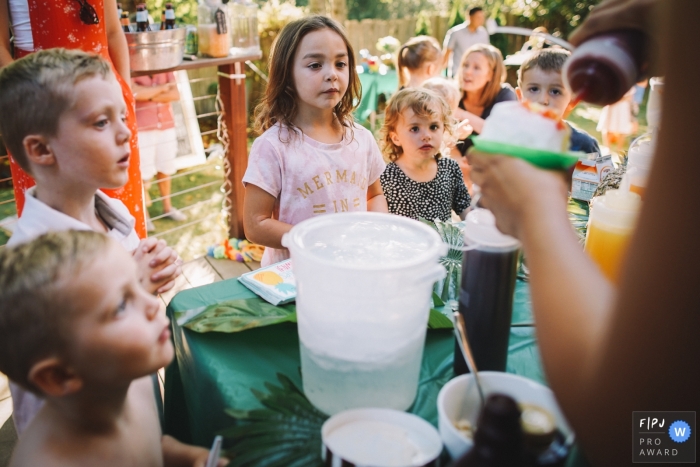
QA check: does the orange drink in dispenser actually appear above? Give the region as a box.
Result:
[627,138,654,200]
[585,188,641,283]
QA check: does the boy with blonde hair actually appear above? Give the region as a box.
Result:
[0,48,182,434]
[0,231,226,467]
[516,48,600,155]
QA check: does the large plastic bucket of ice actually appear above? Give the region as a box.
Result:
[282,212,447,415]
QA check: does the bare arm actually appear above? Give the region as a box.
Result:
[441,47,453,73]
[459,110,485,134]
[132,82,168,101]
[162,435,228,467]
[152,82,180,103]
[0,0,13,67]
[243,183,292,249]
[104,0,130,82]
[366,179,388,213]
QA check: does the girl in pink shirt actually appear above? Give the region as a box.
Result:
[243,16,388,266]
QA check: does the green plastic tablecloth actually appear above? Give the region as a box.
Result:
[163,278,587,465]
[355,70,398,122]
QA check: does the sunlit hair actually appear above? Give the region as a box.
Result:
[254,15,360,140]
[381,88,454,162]
[422,77,461,111]
[0,48,113,175]
[518,48,571,85]
[396,35,442,88]
[457,44,506,108]
[0,230,110,394]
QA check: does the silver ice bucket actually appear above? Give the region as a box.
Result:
[125,25,187,72]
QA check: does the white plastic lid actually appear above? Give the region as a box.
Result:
[463,209,521,251]
[590,189,641,231]
[628,140,654,170]
[322,408,442,467]
[282,212,447,270]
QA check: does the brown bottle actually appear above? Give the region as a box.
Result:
[564,30,648,106]
[452,394,524,467]
[160,10,166,30]
[120,12,131,33]
[164,3,176,30]
[135,4,150,32]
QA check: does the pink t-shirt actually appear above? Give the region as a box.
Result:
[243,123,386,266]
[133,72,176,131]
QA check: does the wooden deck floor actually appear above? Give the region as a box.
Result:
[0,256,261,467]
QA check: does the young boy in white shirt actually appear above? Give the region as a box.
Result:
[0,231,227,467]
[0,48,183,434]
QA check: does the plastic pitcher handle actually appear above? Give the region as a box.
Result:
[280,232,289,248]
[415,264,447,285]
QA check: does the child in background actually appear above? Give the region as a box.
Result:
[396,36,443,89]
[422,77,474,171]
[517,48,600,155]
[132,72,187,232]
[0,48,181,435]
[243,16,388,267]
[0,231,227,467]
[380,88,471,222]
[597,87,635,154]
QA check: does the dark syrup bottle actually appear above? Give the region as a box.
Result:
[564,30,648,106]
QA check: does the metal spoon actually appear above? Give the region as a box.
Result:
[453,311,486,410]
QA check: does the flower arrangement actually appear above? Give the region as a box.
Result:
[376,36,401,55]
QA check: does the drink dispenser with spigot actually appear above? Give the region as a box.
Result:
[282,212,447,416]
[197,0,231,58]
[230,0,260,57]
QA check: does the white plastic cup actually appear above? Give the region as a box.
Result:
[282,212,447,415]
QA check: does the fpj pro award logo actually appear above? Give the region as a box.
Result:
[633,411,695,463]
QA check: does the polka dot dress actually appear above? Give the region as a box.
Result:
[380,157,471,222]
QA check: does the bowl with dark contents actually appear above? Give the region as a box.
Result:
[437,372,575,463]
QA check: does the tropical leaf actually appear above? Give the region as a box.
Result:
[419,217,465,304]
[568,197,590,245]
[180,299,297,333]
[428,308,454,329]
[221,373,328,467]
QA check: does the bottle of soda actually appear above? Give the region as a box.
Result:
[120,12,131,33]
[135,4,150,32]
[160,10,166,30]
[164,3,176,30]
[564,30,648,106]
[117,2,123,18]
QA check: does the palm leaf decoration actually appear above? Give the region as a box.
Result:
[220,373,328,467]
[568,197,590,245]
[418,218,464,304]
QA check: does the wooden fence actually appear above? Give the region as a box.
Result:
[344,15,450,59]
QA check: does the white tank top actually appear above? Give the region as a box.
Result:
[8,0,33,51]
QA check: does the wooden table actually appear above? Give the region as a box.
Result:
[132,53,262,239]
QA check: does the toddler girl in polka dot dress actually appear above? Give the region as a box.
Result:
[380,88,471,222]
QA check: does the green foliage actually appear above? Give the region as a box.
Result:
[179,299,297,333]
[488,0,601,38]
[415,13,432,36]
[347,0,391,20]
[447,0,465,28]
[221,374,328,467]
[143,0,197,25]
